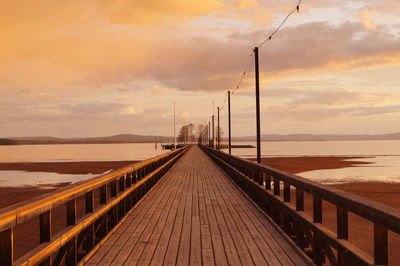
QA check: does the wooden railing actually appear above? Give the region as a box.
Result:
[0,146,190,265]
[201,145,400,266]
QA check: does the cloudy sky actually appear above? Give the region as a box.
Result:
[1,0,400,138]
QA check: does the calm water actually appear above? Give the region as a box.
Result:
[0,143,167,187]
[0,143,167,162]
[224,140,400,184]
[0,141,399,186]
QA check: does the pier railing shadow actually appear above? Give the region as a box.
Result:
[0,145,190,265]
[201,145,400,266]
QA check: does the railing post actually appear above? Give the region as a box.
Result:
[273,177,280,195]
[0,228,13,266]
[337,206,348,264]
[85,191,94,213]
[374,223,388,265]
[313,194,324,265]
[283,182,290,202]
[111,180,117,197]
[100,185,107,204]
[40,210,51,243]
[67,199,76,226]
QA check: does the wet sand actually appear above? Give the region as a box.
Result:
[0,161,138,210]
[253,156,373,174]
[253,156,400,265]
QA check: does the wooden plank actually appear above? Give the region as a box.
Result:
[149,162,191,265]
[162,155,193,265]
[128,161,184,264]
[103,170,181,264]
[87,171,175,264]
[200,161,229,266]
[197,157,216,266]
[175,157,194,266]
[188,160,202,266]
[85,146,310,266]
[202,148,308,266]
[202,160,248,265]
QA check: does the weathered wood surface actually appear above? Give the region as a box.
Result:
[86,146,310,265]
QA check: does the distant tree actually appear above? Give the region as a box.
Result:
[196,124,208,144]
[178,124,195,143]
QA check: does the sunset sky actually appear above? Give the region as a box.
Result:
[1,0,400,138]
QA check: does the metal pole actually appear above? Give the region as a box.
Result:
[217,107,220,150]
[174,101,176,149]
[228,91,231,155]
[254,47,261,163]
[208,121,211,147]
[212,115,215,148]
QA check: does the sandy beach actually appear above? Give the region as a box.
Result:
[0,157,399,262]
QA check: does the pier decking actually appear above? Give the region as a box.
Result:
[86,146,310,265]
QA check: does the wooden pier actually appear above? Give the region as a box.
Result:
[0,145,399,265]
[85,146,310,265]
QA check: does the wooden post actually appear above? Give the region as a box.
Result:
[100,185,107,204]
[86,191,94,213]
[0,228,13,266]
[40,210,51,243]
[228,90,231,154]
[254,46,261,164]
[67,199,76,226]
[374,223,388,265]
[337,206,348,264]
[283,182,290,202]
[273,177,280,196]
[313,195,322,223]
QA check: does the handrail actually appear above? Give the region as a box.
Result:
[0,145,190,265]
[200,145,400,265]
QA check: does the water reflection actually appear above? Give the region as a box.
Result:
[0,170,96,187]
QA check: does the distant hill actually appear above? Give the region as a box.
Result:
[5,134,174,145]
[234,132,400,141]
[3,132,400,145]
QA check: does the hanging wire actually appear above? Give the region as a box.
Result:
[217,0,303,108]
[258,0,302,47]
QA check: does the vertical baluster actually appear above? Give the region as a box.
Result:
[85,191,94,213]
[313,194,324,265]
[119,175,125,192]
[283,182,290,202]
[40,210,51,243]
[126,172,132,188]
[374,223,388,265]
[295,187,305,248]
[0,228,13,266]
[66,199,77,265]
[296,188,304,211]
[265,175,271,190]
[67,198,76,226]
[111,180,117,197]
[273,177,280,196]
[337,206,348,264]
[100,185,107,204]
[337,206,348,239]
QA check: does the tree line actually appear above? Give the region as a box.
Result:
[178,124,223,144]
